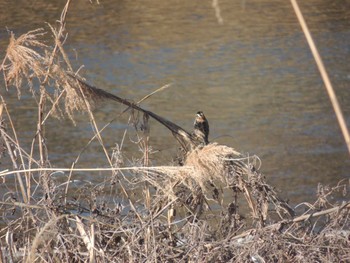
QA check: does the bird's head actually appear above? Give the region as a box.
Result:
[196,111,206,121]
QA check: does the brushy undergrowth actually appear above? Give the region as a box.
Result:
[0,1,349,262]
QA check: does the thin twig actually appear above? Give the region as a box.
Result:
[0,166,193,177]
[231,201,350,241]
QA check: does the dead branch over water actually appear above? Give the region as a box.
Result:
[0,1,349,262]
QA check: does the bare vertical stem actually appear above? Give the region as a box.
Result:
[31,0,72,200]
[0,101,28,203]
[36,0,72,163]
[0,124,28,204]
[37,87,47,166]
[212,0,224,25]
[291,0,350,157]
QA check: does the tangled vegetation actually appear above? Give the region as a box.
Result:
[0,1,349,262]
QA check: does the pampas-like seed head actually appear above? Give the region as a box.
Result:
[4,29,47,96]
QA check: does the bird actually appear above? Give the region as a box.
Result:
[192,111,209,146]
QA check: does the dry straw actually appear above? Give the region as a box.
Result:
[3,29,47,96]
[291,0,350,157]
[0,0,349,262]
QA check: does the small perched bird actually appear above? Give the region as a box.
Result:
[67,73,209,152]
[192,111,209,146]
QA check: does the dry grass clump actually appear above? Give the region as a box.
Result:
[185,143,244,187]
[1,23,102,124]
[1,28,78,121]
[180,143,294,225]
[3,29,48,96]
[0,1,349,262]
[1,25,148,123]
[50,67,101,121]
[0,148,349,262]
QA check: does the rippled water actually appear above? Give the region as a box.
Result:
[1,0,349,204]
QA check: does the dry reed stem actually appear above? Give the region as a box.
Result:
[0,97,38,203]
[26,214,69,263]
[76,216,96,263]
[0,166,191,177]
[0,120,28,203]
[212,0,224,25]
[67,75,136,215]
[231,201,350,242]
[0,201,44,210]
[291,0,350,157]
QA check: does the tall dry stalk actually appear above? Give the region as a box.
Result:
[291,0,350,157]
[0,99,29,203]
